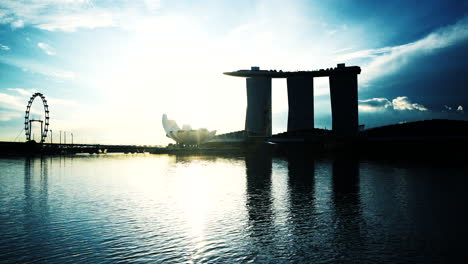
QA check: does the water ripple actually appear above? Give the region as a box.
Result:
[1,156,468,263]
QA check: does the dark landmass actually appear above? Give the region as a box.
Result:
[0,141,160,156]
[2,119,468,159]
[363,119,468,137]
[271,119,468,159]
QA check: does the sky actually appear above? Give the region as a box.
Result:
[0,0,467,145]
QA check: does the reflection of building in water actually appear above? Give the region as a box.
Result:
[24,158,49,213]
[287,153,315,190]
[245,149,273,224]
[331,157,366,260]
[21,157,50,262]
[287,152,315,226]
[24,158,32,211]
[244,148,274,256]
[286,154,316,259]
[332,158,359,195]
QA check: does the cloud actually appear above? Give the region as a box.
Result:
[7,88,36,96]
[359,98,466,133]
[358,96,466,129]
[0,0,161,32]
[144,0,160,12]
[48,70,75,80]
[359,96,428,112]
[6,87,82,108]
[0,88,83,125]
[35,11,115,32]
[11,19,24,29]
[358,98,392,111]
[37,42,56,55]
[392,96,428,111]
[6,87,79,108]
[331,47,354,54]
[0,92,30,112]
[335,47,393,61]
[0,110,22,121]
[337,16,468,84]
[0,43,10,50]
[0,56,76,81]
[443,104,465,114]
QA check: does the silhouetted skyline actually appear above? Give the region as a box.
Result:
[0,0,467,144]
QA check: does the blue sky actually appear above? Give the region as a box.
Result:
[0,0,467,144]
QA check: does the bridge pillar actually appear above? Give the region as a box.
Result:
[287,75,314,132]
[245,77,272,137]
[329,71,359,136]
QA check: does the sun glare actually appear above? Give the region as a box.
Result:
[176,161,212,237]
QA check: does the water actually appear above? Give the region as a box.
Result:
[1,154,467,263]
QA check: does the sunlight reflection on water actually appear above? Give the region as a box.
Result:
[0,153,467,263]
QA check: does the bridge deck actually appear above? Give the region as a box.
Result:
[0,141,164,154]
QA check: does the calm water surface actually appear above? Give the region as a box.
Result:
[1,154,467,263]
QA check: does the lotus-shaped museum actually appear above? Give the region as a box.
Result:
[162,114,216,145]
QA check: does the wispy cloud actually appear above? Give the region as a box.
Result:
[0,56,75,81]
[144,0,160,12]
[331,47,354,54]
[0,92,30,112]
[0,0,161,32]
[48,70,75,80]
[335,47,393,61]
[0,43,10,50]
[0,88,82,122]
[11,19,24,29]
[37,42,56,55]
[35,11,115,32]
[337,16,468,83]
[0,110,22,121]
[7,88,36,96]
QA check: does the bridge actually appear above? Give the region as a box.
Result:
[42,143,162,154]
[0,141,164,155]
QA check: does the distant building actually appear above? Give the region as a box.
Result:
[162,114,216,145]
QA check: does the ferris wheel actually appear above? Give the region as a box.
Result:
[24,93,50,143]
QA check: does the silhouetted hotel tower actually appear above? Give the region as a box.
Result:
[224,64,361,137]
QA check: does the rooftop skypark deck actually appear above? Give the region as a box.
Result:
[223,64,361,78]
